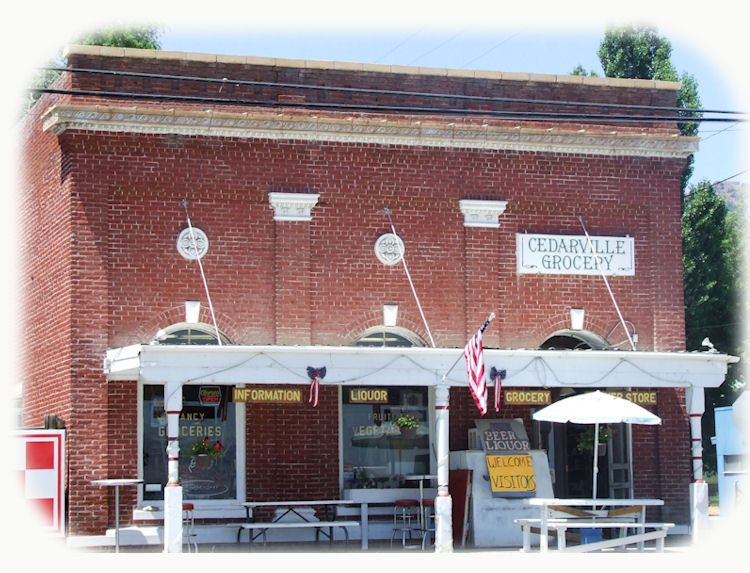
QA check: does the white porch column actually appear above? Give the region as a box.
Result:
[434,383,453,553]
[686,386,706,480]
[686,385,709,541]
[164,380,184,553]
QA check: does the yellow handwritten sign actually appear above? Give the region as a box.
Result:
[486,454,536,497]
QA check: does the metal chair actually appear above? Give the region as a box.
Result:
[421,499,435,549]
[182,503,198,552]
[391,499,420,548]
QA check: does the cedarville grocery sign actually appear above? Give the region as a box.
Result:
[516,233,635,276]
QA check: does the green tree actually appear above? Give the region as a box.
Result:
[26,25,161,112]
[73,25,162,50]
[597,25,702,196]
[682,180,745,473]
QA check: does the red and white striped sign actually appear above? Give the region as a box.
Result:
[14,430,66,535]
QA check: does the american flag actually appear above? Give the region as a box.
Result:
[464,328,488,415]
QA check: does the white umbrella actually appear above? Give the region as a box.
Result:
[532,390,661,499]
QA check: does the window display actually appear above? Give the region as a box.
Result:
[342,386,429,489]
[142,384,237,500]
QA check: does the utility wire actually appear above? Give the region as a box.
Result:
[41,66,745,118]
[33,86,744,124]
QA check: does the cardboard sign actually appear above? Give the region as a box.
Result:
[486,454,536,497]
[474,419,531,453]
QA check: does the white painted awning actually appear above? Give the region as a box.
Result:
[104,344,737,389]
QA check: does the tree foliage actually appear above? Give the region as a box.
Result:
[25,25,161,113]
[598,25,701,137]
[73,25,162,50]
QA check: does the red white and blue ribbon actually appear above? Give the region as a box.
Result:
[307,366,326,407]
[490,367,506,413]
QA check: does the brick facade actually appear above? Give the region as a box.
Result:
[20,46,695,536]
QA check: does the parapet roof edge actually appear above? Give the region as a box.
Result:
[63,44,681,91]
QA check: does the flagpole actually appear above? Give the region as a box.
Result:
[182,199,222,345]
[441,312,496,383]
[577,215,635,350]
[384,208,436,348]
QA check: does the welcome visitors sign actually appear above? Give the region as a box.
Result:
[475,419,536,498]
[517,233,635,276]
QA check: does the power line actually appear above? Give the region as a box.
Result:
[34,85,746,124]
[406,31,464,65]
[41,66,748,121]
[462,33,520,67]
[374,29,423,64]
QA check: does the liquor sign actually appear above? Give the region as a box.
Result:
[13,430,66,535]
[348,388,389,404]
[474,419,536,497]
[517,233,635,276]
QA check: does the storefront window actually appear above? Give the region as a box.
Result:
[142,384,237,501]
[342,386,430,489]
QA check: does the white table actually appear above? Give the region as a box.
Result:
[91,478,143,552]
[522,498,667,553]
[239,500,375,549]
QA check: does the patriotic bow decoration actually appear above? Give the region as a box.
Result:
[490,367,506,413]
[463,313,495,416]
[306,366,326,407]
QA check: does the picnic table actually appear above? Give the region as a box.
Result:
[516,498,673,553]
[233,500,369,549]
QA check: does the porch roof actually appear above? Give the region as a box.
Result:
[104,344,737,389]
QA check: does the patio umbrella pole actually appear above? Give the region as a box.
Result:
[592,422,600,502]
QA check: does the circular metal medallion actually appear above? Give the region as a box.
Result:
[177,227,209,260]
[374,233,405,265]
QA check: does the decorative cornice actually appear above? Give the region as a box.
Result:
[459,200,508,228]
[268,192,319,221]
[41,104,699,158]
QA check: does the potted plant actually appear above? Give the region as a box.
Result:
[394,414,419,438]
[576,427,615,456]
[189,437,224,468]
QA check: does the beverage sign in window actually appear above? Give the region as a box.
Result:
[143,385,237,501]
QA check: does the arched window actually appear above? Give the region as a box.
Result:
[539,328,610,350]
[353,326,426,348]
[151,322,232,346]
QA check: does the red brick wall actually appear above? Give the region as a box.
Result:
[20,53,693,534]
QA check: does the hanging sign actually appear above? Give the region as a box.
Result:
[516,233,635,276]
[232,387,303,403]
[605,390,657,406]
[504,389,552,405]
[348,388,389,403]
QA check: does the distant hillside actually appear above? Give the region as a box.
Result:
[714,181,746,211]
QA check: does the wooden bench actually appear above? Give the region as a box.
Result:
[232,520,361,548]
[515,518,674,553]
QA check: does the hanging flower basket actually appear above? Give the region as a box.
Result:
[394,414,419,438]
[576,427,615,454]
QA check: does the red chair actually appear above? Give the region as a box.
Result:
[391,499,420,548]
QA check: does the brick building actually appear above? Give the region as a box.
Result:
[19,45,735,549]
